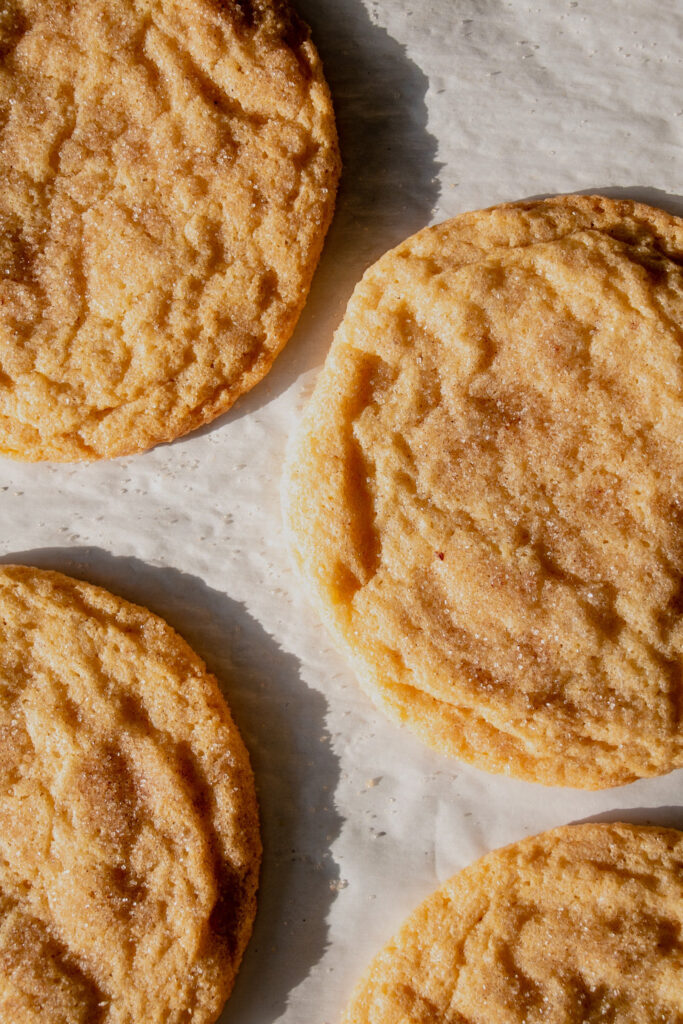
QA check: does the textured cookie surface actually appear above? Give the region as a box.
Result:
[0,0,339,460]
[0,565,261,1024]
[342,823,683,1024]
[284,195,683,788]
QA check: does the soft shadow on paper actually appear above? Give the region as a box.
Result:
[1,546,343,1024]
[216,0,442,424]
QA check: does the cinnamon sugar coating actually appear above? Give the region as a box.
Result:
[0,0,339,459]
[284,195,683,788]
[0,565,260,1023]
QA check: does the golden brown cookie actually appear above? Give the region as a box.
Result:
[342,822,683,1024]
[284,195,683,788]
[0,0,339,460]
[0,564,261,1024]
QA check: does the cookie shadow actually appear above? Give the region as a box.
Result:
[190,0,442,433]
[570,804,683,831]
[0,546,343,1024]
[520,185,683,218]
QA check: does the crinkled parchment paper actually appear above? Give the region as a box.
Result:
[1,1,681,1021]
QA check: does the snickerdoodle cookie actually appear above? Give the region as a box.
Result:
[0,564,260,1023]
[0,0,339,459]
[341,823,683,1023]
[284,195,683,788]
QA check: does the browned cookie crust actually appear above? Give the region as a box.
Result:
[0,565,261,1023]
[0,0,339,459]
[342,823,683,1024]
[284,195,683,788]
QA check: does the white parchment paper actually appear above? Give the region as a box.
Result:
[1,1,682,1021]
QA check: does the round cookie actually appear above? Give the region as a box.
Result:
[284,195,683,788]
[0,0,339,460]
[0,564,261,1024]
[342,822,683,1024]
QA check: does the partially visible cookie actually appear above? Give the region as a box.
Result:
[0,564,260,1024]
[284,194,683,788]
[0,0,339,460]
[342,822,683,1023]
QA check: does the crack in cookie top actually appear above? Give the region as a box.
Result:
[0,0,339,459]
[284,195,683,788]
[0,565,261,1023]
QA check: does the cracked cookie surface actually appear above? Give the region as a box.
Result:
[0,564,261,1024]
[284,195,683,788]
[341,823,683,1024]
[0,0,339,460]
